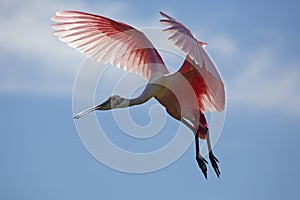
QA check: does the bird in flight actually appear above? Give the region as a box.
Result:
[51,10,225,179]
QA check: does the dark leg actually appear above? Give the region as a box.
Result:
[206,130,221,178]
[181,119,208,179]
[195,133,208,179]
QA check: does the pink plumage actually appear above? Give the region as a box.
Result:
[52,10,225,178]
[52,10,169,80]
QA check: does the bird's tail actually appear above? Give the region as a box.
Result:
[73,106,97,119]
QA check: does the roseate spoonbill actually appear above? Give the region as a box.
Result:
[51,10,225,179]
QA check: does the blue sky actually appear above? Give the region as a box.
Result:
[1,0,300,199]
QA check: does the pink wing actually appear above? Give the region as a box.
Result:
[51,10,169,81]
[160,12,225,112]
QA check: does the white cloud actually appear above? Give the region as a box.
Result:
[208,35,237,57]
[190,32,300,115]
[225,44,300,115]
[0,0,129,96]
[1,0,299,116]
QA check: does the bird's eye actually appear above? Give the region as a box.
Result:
[115,98,122,105]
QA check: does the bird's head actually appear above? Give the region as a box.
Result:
[95,95,128,110]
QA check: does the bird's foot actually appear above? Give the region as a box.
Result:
[196,155,208,179]
[209,152,221,178]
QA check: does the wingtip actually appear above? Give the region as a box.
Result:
[54,10,65,16]
[199,41,208,48]
[53,10,78,18]
[51,10,64,21]
[159,11,174,20]
[55,10,71,15]
[50,16,56,22]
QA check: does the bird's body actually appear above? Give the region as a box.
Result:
[150,66,208,139]
[52,10,225,178]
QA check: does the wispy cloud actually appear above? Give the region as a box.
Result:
[0,0,129,96]
[189,29,300,115]
[229,48,300,115]
[1,0,299,115]
[210,35,300,115]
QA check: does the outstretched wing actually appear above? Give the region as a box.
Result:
[160,11,225,112]
[51,10,169,81]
